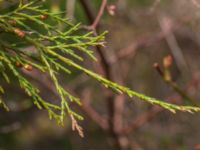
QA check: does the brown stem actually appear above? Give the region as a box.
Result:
[80,0,107,32]
[90,0,107,30]
[79,0,127,149]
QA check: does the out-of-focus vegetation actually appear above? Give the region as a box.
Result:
[1,0,200,150]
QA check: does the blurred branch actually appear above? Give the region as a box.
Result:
[159,16,190,78]
[191,0,200,8]
[66,0,76,20]
[114,32,164,62]
[115,15,200,63]
[149,0,161,12]
[79,0,95,24]
[0,122,21,134]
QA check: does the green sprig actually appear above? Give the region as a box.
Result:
[0,0,199,133]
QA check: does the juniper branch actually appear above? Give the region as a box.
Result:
[0,1,200,137]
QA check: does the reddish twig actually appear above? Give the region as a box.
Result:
[87,0,107,31]
[80,0,107,34]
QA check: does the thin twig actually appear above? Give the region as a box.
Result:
[87,0,107,31]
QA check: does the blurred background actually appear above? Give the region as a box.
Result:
[1,0,200,149]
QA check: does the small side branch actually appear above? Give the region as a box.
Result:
[88,0,107,31]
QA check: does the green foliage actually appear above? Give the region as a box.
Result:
[0,0,200,134]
